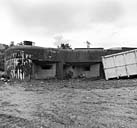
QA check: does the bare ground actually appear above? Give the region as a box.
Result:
[0,79,137,127]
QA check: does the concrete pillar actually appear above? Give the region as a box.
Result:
[56,61,64,80]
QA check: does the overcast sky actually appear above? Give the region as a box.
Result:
[1,0,137,48]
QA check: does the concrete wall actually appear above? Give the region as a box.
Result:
[33,63,56,79]
[89,64,100,78]
[64,63,100,79]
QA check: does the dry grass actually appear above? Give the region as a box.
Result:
[0,79,137,127]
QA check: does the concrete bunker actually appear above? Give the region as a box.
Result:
[5,45,133,81]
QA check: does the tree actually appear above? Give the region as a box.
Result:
[86,41,91,48]
[53,35,72,49]
[59,43,72,49]
[9,41,15,47]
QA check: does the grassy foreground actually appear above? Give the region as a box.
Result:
[0,79,137,128]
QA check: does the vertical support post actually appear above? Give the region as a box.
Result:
[56,51,64,80]
[123,53,129,77]
[113,55,119,79]
[56,61,64,80]
[134,49,137,69]
[102,57,108,80]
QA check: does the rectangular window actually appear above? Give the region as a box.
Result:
[41,64,53,69]
[83,65,90,71]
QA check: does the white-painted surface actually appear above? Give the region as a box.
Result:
[102,49,137,80]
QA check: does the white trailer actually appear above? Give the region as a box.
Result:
[102,49,137,80]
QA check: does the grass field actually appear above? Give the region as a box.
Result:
[0,79,137,128]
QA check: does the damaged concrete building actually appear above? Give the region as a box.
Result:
[4,42,137,80]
